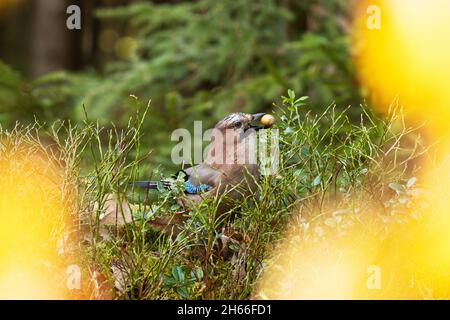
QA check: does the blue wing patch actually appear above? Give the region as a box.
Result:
[184,181,211,194]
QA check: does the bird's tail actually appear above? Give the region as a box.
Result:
[128,180,172,189]
[128,180,211,194]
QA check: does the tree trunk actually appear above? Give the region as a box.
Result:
[30,0,70,77]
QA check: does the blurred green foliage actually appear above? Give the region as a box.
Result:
[0,0,360,167]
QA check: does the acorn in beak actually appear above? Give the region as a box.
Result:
[248,113,276,131]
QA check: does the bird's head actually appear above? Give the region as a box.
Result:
[206,112,275,166]
[213,112,268,132]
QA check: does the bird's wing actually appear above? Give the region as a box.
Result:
[183,163,222,188]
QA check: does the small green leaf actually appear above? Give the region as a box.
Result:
[144,208,157,220]
[406,177,417,188]
[388,182,405,195]
[288,89,295,100]
[157,181,168,194]
[172,266,185,283]
[284,127,293,134]
[300,147,309,156]
[133,211,144,220]
[177,286,189,299]
[312,176,321,187]
[162,275,176,286]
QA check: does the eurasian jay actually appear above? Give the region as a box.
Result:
[130,112,275,233]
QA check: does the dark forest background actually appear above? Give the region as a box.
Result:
[0,0,360,166]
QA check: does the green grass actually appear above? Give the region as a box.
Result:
[0,91,428,299]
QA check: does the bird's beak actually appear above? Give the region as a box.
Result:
[251,113,266,121]
[249,113,267,131]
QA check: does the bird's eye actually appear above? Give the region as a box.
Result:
[233,121,242,128]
